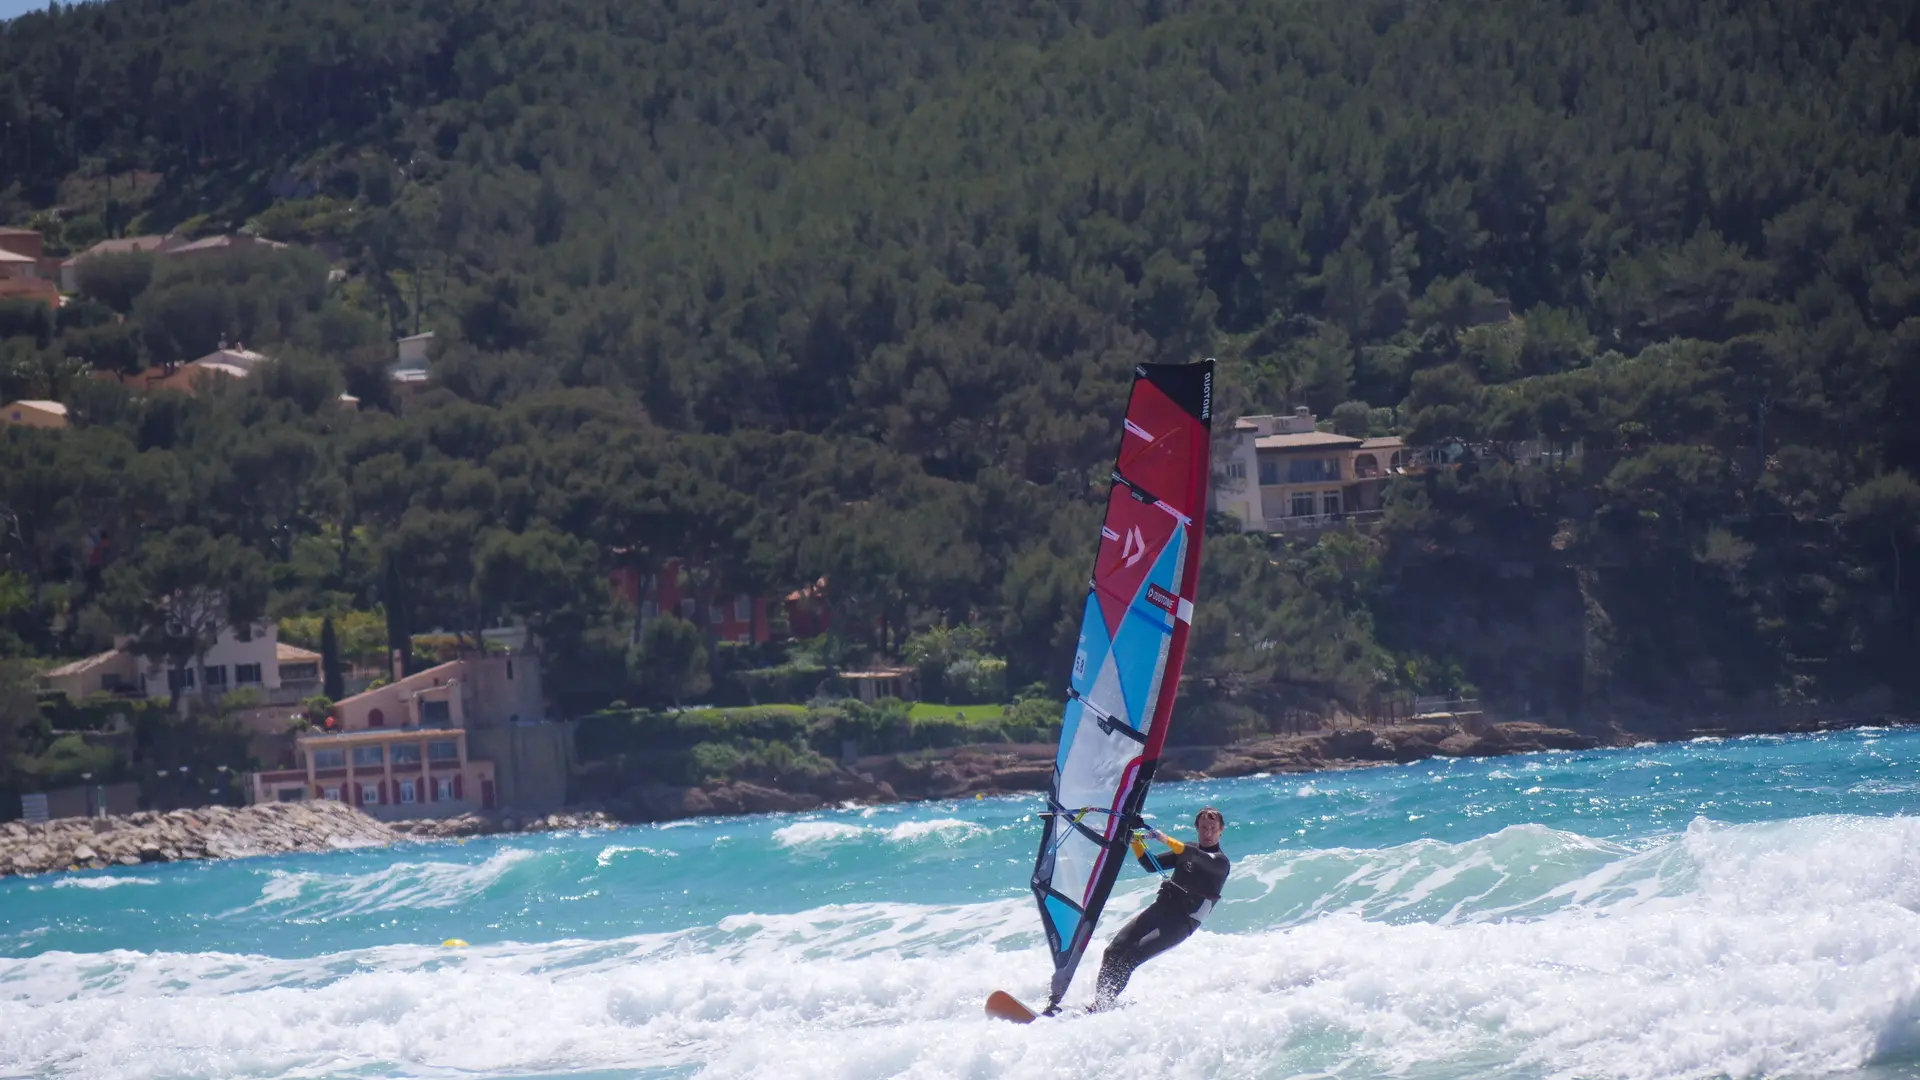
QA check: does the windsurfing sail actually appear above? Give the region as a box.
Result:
[1030,359,1213,1009]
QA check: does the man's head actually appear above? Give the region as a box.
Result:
[1195,806,1224,846]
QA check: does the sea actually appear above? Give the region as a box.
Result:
[5,727,1920,1080]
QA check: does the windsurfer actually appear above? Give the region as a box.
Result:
[1088,806,1230,1012]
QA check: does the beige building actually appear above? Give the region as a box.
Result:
[248,653,545,817]
[1,400,68,430]
[838,667,918,704]
[1213,408,1406,535]
[59,233,185,291]
[40,627,323,704]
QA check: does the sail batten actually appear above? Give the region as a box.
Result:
[1029,360,1213,1009]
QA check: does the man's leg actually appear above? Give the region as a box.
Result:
[1091,906,1192,1011]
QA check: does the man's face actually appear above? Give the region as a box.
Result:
[1195,810,1222,846]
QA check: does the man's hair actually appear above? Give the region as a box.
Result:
[1197,806,1224,826]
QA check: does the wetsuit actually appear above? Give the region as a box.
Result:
[1090,828,1230,1011]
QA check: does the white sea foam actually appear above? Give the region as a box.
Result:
[248,848,536,917]
[883,818,983,843]
[8,814,1920,1079]
[42,876,156,890]
[773,818,987,848]
[595,844,677,868]
[773,821,869,846]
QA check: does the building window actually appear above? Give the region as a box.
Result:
[734,594,751,621]
[736,632,752,645]
[678,598,696,620]
[428,739,459,761]
[640,600,660,620]
[506,660,514,680]
[234,663,262,685]
[202,665,227,688]
[646,573,658,590]
[1290,492,1315,518]
[361,782,380,805]
[399,779,417,804]
[276,787,304,802]
[168,667,195,690]
[709,601,725,623]
[392,743,422,765]
[1323,491,1342,517]
[352,745,384,767]
[1287,458,1341,483]
[312,748,345,769]
[437,777,455,801]
[281,663,318,683]
[421,699,451,726]
[367,707,385,728]
[1225,461,1247,480]
[324,786,341,801]
[1258,460,1279,486]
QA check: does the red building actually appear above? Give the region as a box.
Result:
[612,558,772,644]
[609,559,832,644]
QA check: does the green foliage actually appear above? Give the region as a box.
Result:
[0,0,1915,734]
[281,610,386,669]
[627,615,711,705]
[902,625,1008,704]
[101,526,270,689]
[76,253,155,315]
[14,732,117,788]
[686,738,836,785]
[731,663,830,705]
[303,695,334,725]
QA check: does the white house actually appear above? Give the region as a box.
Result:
[41,622,323,704]
[190,346,273,374]
[1211,407,1407,534]
[393,331,434,373]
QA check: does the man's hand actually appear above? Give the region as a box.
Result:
[1141,822,1186,854]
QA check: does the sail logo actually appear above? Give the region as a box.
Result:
[1121,526,1148,567]
[1145,583,1178,615]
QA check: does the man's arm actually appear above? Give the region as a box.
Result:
[1129,824,1184,872]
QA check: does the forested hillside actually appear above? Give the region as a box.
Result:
[2,0,1917,755]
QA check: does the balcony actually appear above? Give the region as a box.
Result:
[1263,509,1384,535]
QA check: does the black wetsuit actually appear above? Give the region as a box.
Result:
[1091,837,1230,1010]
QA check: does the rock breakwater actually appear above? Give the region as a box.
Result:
[388,810,618,839]
[1,800,396,877]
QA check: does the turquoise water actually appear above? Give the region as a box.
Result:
[5,728,1920,1079]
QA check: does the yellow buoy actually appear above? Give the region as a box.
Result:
[443,938,469,948]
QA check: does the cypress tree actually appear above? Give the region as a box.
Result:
[381,555,411,679]
[320,614,345,701]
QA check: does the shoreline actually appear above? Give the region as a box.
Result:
[2,716,1906,878]
[592,713,1911,823]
